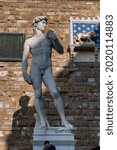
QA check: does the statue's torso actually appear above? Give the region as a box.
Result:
[30,37,52,69]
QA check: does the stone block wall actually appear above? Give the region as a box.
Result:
[0,0,100,150]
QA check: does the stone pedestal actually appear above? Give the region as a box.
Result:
[32,127,75,150]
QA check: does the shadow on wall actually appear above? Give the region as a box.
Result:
[6,95,36,150]
[6,60,100,150]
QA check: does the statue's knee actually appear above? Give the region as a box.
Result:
[34,90,41,99]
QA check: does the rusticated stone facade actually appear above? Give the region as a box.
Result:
[0,0,100,150]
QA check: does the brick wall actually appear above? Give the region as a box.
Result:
[0,0,100,150]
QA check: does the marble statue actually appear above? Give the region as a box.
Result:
[22,16,73,130]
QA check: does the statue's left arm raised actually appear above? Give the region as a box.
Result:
[46,29,64,54]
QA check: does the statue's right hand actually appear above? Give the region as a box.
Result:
[23,73,33,84]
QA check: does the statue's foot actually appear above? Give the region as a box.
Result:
[37,119,50,129]
[34,113,50,129]
[37,123,46,129]
[62,120,73,130]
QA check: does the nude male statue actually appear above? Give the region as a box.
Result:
[22,16,73,130]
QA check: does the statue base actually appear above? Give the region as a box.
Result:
[32,127,75,150]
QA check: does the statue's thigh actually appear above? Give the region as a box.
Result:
[30,65,42,91]
[42,68,57,93]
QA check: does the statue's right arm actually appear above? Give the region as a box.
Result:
[22,40,33,84]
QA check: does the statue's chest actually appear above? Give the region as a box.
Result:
[31,38,51,55]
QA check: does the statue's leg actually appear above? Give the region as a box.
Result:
[43,67,73,130]
[30,65,47,128]
[34,89,47,128]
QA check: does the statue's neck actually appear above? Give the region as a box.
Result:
[35,29,45,39]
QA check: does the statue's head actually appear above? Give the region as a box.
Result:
[32,16,48,32]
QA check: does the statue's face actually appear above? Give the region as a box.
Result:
[36,20,47,31]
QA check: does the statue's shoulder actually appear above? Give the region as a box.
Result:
[25,37,33,44]
[24,37,35,49]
